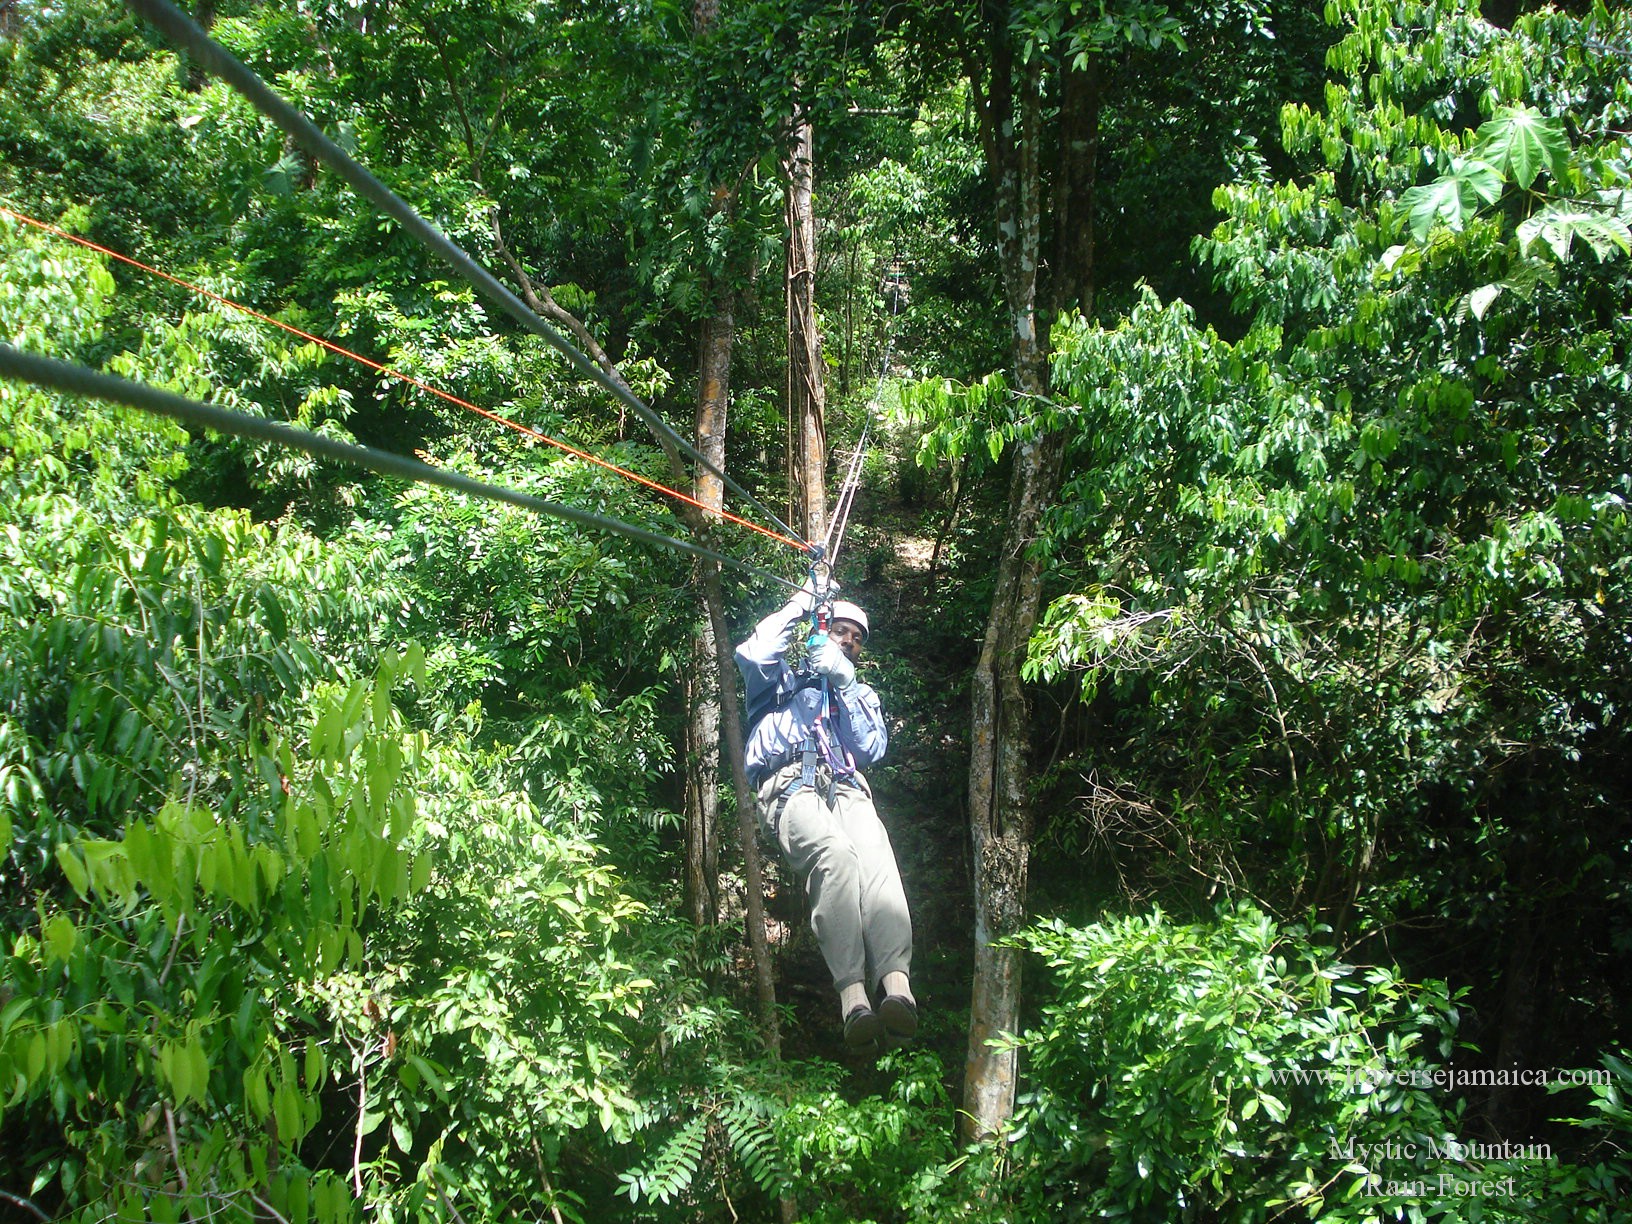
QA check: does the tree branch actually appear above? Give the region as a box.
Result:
[165,1104,192,1196]
[423,21,479,165]
[529,1134,567,1224]
[487,207,634,394]
[0,1190,50,1222]
[249,1190,295,1224]
[352,1045,367,1199]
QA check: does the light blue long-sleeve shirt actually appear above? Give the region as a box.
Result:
[735,599,887,784]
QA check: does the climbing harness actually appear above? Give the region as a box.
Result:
[743,670,826,738]
[751,250,906,815]
[741,560,847,814]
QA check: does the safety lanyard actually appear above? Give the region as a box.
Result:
[812,682,857,780]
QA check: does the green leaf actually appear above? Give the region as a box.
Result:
[404,640,427,689]
[404,1054,448,1098]
[1465,283,1502,320]
[257,585,288,642]
[1473,105,1569,190]
[1517,207,1632,262]
[372,676,391,732]
[304,1038,325,1088]
[274,1079,307,1145]
[41,914,77,964]
[55,845,89,899]
[186,1040,210,1106]
[1400,157,1504,241]
[263,152,304,196]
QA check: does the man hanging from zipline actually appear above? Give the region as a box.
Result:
[736,572,916,1051]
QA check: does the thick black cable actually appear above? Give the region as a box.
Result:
[0,345,802,593]
[124,0,809,554]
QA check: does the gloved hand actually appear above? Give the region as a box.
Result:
[811,635,856,690]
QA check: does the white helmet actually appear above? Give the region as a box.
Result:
[830,599,870,640]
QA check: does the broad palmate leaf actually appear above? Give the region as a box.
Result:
[1517,205,1632,262]
[1473,104,1569,190]
[1399,156,1503,239]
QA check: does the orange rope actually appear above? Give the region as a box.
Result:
[1,204,804,551]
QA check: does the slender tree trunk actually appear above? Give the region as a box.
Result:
[700,561,783,1056]
[958,6,1093,1142]
[183,0,215,91]
[959,15,1042,1143]
[686,0,782,1049]
[683,307,733,929]
[683,612,721,928]
[784,100,827,542]
[1049,61,1098,318]
[692,300,784,1054]
[458,0,775,1048]
[963,423,1064,1142]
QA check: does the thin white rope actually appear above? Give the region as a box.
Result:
[823,269,905,568]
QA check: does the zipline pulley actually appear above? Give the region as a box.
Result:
[879,256,910,313]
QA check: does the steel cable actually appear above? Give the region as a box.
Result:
[0,345,803,593]
[0,204,804,552]
[822,270,904,569]
[124,0,809,554]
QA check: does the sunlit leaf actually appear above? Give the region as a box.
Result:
[1400,158,1503,240]
[1473,105,1569,190]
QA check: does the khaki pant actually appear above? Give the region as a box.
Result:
[757,763,913,992]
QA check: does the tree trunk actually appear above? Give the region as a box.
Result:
[456,0,778,1049]
[671,0,781,1054]
[958,5,1094,1142]
[961,425,1065,1143]
[682,611,721,928]
[960,19,1046,1143]
[183,0,216,91]
[683,303,731,931]
[699,561,782,1056]
[784,101,827,542]
[1048,60,1098,321]
[690,308,782,1055]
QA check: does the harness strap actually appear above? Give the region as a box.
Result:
[801,739,818,791]
[745,669,824,734]
[811,683,857,802]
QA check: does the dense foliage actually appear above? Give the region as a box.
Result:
[1026,0,1632,1091]
[5,0,1632,1221]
